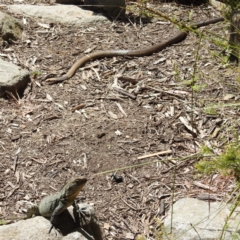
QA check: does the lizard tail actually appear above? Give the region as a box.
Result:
[27,206,40,218]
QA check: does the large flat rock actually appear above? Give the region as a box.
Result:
[164,198,240,240]
[8,5,108,26]
[0,217,62,240]
[0,58,30,98]
[0,217,89,240]
[0,203,101,240]
[0,11,23,46]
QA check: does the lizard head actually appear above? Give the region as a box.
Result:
[65,177,87,200]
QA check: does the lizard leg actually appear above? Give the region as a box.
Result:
[49,201,66,224]
[48,203,65,233]
[26,206,40,218]
[73,201,80,226]
[73,201,89,226]
[74,202,89,226]
[48,225,54,234]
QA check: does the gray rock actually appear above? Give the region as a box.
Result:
[62,231,90,240]
[8,5,108,26]
[164,198,240,240]
[0,203,101,240]
[0,11,23,46]
[0,217,62,240]
[76,203,102,240]
[0,58,30,98]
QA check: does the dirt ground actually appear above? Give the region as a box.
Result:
[0,1,239,239]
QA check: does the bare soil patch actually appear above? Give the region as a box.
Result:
[0,2,239,239]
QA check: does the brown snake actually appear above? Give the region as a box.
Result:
[46,17,224,84]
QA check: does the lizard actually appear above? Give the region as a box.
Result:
[45,17,224,84]
[27,177,87,232]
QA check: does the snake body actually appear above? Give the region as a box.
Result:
[46,17,224,83]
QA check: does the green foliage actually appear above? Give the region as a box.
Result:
[195,159,214,175]
[204,104,217,115]
[200,144,213,155]
[192,83,207,92]
[236,76,240,85]
[232,232,240,240]
[218,0,240,19]
[224,0,240,12]
[195,144,240,182]
[188,10,193,22]
[174,64,182,82]
[31,71,41,76]
[0,220,7,225]
[153,218,165,240]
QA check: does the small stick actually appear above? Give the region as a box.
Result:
[193,181,217,192]
[118,76,138,84]
[72,103,86,112]
[5,90,19,103]
[113,87,136,100]
[138,150,172,160]
[13,155,18,173]
[30,158,46,164]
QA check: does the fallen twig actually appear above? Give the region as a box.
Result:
[138,150,172,160]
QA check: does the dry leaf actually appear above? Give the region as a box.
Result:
[115,130,122,136]
[103,222,110,230]
[223,94,235,100]
[108,111,118,119]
